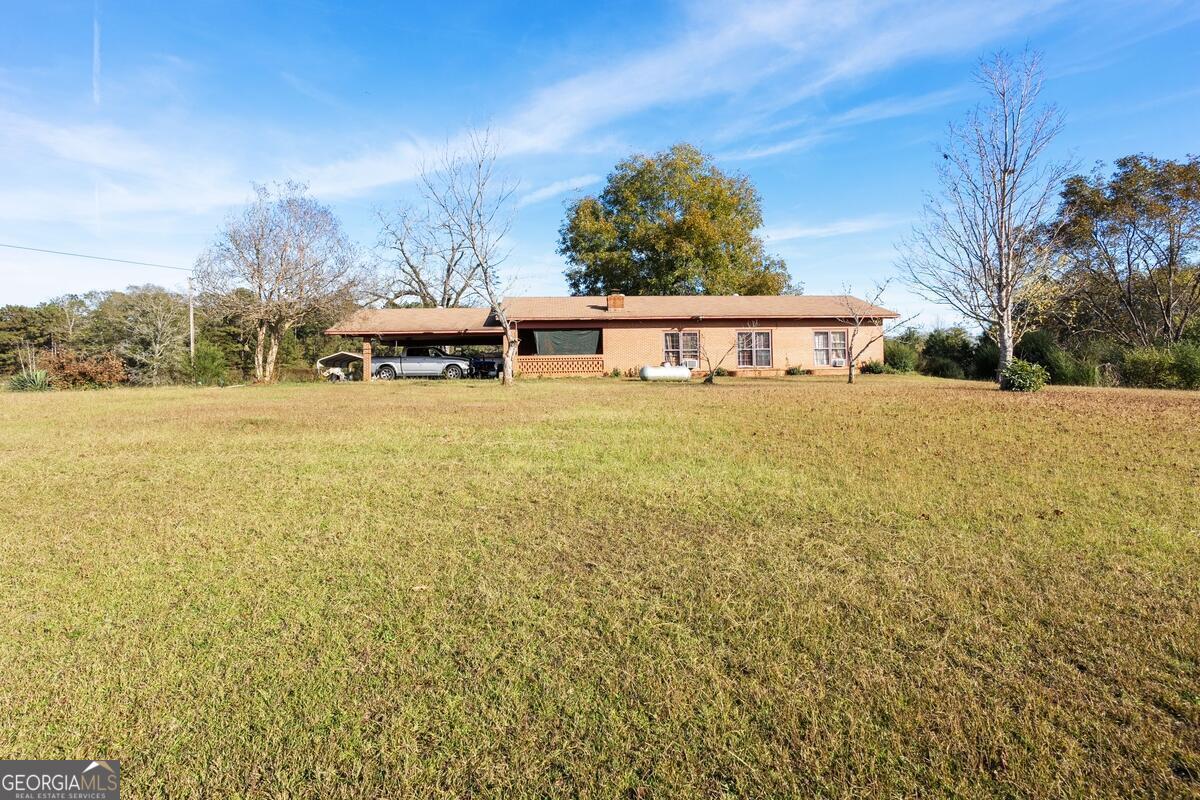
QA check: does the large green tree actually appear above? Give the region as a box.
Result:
[1057,155,1200,346]
[558,143,789,295]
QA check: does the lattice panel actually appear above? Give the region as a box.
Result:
[516,355,606,376]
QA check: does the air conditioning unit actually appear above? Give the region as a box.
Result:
[683,359,700,369]
[831,358,846,368]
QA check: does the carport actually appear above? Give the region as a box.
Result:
[315,350,363,379]
[324,307,506,378]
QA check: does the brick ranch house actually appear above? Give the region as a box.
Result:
[326,294,898,378]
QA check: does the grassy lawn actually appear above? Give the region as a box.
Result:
[0,375,1197,797]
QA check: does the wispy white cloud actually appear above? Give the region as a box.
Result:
[762,214,906,242]
[718,132,831,161]
[516,174,600,208]
[280,71,345,109]
[307,0,1063,192]
[720,86,967,160]
[0,110,246,221]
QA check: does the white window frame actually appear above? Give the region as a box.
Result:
[663,331,700,366]
[736,330,772,368]
[814,330,848,367]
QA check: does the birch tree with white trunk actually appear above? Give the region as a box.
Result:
[902,50,1070,377]
[195,182,361,382]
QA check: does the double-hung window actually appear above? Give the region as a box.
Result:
[663,331,700,365]
[813,330,848,366]
[736,331,772,368]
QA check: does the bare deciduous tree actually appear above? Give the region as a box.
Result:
[836,283,917,384]
[118,287,185,385]
[372,203,480,308]
[196,182,361,382]
[420,130,520,384]
[902,50,1071,375]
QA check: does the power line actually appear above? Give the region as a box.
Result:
[0,242,192,273]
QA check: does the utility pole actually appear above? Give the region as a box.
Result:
[188,276,196,363]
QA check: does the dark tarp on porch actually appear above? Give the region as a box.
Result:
[532,329,601,355]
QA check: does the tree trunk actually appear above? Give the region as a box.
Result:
[847,361,856,384]
[997,323,1015,380]
[253,324,268,382]
[264,333,281,382]
[501,331,517,386]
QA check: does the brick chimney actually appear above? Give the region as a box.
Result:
[606,292,625,311]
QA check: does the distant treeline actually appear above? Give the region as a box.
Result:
[884,327,1200,390]
[0,285,358,387]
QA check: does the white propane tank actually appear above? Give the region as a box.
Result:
[639,363,692,381]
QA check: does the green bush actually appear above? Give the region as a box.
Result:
[785,365,804,376]
[859,360,885,374]
[188,340,230,386]
[713,366,729,377]
[972,336,999,381]
[1000,358,1049,392]
[1016,330,1098,387]
[1121,347,1175,388]
[922,356,965,380]
[920,327,978,378]
[883,339,917,372]
[610,367,622,378]
[9,369,53,392]
[1171,342,1200,390]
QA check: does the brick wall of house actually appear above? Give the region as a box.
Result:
[516,319,886,376]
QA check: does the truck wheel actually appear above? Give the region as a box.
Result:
[443,364,463,379]
[376,365,396,380]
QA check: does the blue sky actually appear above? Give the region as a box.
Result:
[2,0,1198,323]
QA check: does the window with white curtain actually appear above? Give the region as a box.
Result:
[663,331,700,365]
[736,331,772,367]
[814,330,848,366]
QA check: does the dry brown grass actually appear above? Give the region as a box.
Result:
[0,375,1197,797]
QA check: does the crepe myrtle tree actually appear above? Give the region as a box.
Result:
[420,129,521,385]
[902,50,1070,376]
[195,182,362,382]
[835,282,917,384]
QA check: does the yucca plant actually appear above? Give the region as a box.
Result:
[9,369,53,392]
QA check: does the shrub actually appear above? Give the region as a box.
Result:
[9,369,53,392]
[43,349,127,388]
[919,327,985,379]
[883,339,917,372]
[1171,342,1200,390]
[785,365,804,376]
[1016,330,1098,387]
[922,356,965,380]
[859,360,885,374]
[713,366,729,377]
[972,336,999,381]
[610,367,622,378]
[1120,347,1175,388]
[1000,358,1049,392]
[189,340,230,386]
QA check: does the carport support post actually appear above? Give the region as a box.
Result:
[362,338,372,382]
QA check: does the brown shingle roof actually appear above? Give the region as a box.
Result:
[505,295,898,320]
[325,306,494,335]
[325,295,897,335]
